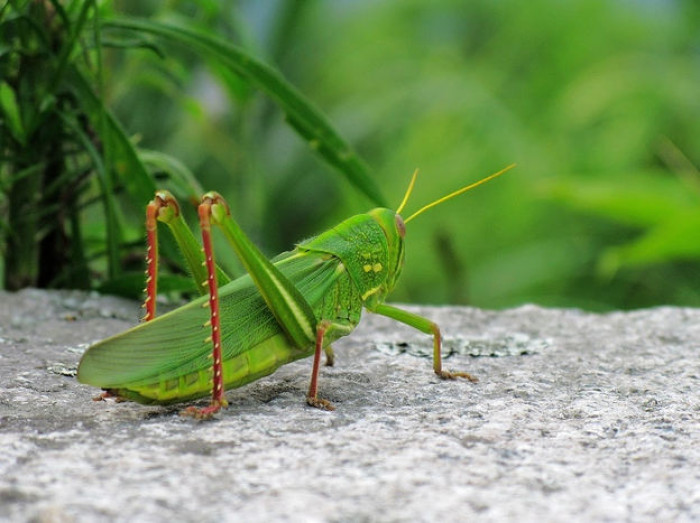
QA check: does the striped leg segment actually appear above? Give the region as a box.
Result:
[143,197,162,321]
[142,191,185,321]
[181,196,229,419]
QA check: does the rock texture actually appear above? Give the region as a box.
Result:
[0,289,698,522]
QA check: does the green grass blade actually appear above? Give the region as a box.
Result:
[600,211,700,274]
[59,111,121,279]
[48,0,93,102]
[0,81,26,146]
[102,17,387,207]
[139,150,204,201]
[68,65,157,205]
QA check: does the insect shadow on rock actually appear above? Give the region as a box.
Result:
[77,164,516,419]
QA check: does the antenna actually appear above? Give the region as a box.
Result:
[396,168,419,214]
[404,163,516,224]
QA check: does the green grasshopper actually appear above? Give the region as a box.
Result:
[77,164,515,418]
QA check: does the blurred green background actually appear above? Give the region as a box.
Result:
[1,0,699,310]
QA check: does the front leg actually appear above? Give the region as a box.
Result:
[370,303,478,382]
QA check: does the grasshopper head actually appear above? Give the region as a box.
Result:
[367,208,407,297]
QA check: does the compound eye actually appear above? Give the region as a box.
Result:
[395,214,406,238]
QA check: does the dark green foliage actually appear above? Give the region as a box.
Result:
[0,1,380,296]
[1,0,698,309]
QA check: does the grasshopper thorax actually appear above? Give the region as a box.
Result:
[298,208,406,305]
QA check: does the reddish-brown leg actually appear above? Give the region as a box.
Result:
[181,195,228,419]
[142,192,182,322]
[307,320,335,411]
[142,200,160,322]
[92,390,126,402]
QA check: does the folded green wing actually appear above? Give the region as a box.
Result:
[77,250,341,388]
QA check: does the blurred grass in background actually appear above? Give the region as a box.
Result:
[1,0,699,310]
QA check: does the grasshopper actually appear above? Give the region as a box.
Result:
[77,165,515,418]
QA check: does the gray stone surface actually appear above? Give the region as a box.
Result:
[0,289,698,522]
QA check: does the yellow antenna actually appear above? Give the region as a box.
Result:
[396,168,419,214]
[404,163,516,224]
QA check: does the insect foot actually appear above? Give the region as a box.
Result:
[92,390,127,402]
[306,397,336,411]
[436,370,479,383]
[92,392,111,402]
[180,400,227,420]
